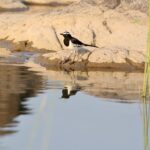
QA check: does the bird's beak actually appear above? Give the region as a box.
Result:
[60,33,63,35]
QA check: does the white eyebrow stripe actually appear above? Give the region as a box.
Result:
[63,31,70,34]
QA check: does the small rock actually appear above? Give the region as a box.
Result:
[0,0,27,10]
[40,47,145,70]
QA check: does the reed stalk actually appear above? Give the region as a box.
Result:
[143,0,150,97]
[142,1,150,149]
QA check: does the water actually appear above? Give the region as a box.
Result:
[0,63,148,150]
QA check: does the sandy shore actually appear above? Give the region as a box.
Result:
[0,0,147,70]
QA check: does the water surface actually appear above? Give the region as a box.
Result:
[0,63,148,150]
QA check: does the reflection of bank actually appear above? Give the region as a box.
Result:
[0,64,46,136]
[45,70,143,102]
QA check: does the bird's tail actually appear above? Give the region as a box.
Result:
[83,43,99,48]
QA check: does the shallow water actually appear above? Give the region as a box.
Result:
[0,63,148,150]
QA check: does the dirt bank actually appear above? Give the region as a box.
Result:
[0,0,147,70]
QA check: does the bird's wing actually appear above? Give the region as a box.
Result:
[71,37,84,45]
[71,37,99,48]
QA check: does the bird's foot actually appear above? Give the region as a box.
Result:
[69,61,75,65]
[61,59,70,64]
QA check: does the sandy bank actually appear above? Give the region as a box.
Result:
[0,0,147,70]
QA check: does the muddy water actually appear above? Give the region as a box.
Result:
[0,63,148,150]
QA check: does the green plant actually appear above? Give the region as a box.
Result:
[143,0,150,97]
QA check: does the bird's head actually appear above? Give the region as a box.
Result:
[60,31,72,39]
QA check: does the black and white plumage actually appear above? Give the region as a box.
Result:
[60,31,98,51]
[61,85,78,99]
[61,84,81,99]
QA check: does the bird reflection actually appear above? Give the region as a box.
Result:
[61,84,81,99]
[60,71,84,99]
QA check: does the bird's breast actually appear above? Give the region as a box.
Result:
[68,41,75,49]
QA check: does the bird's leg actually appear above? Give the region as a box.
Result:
[62,50,74,64]
[80,53,84,62]
[77,51,81,62]
[74,50,78,62]
[70,49,76,64]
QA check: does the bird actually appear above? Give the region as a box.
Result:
[60,31,98,63]
[60,31,98,50]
